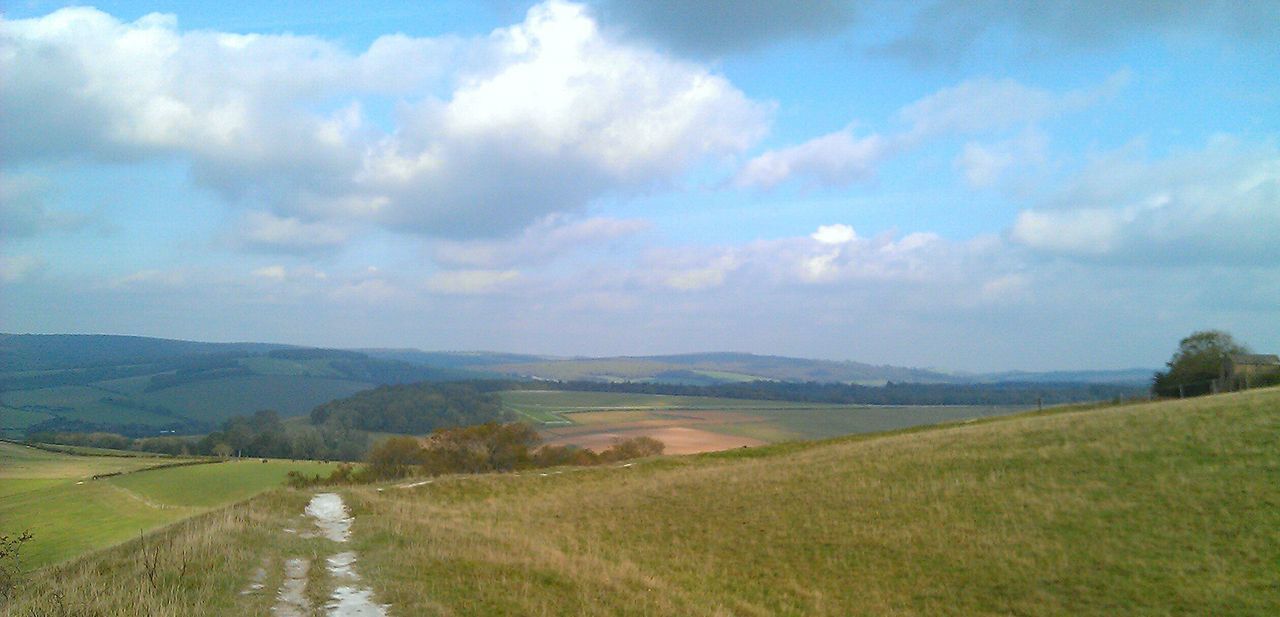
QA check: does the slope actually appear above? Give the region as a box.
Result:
[8,387,1277,615]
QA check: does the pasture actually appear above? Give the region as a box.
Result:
[9,387,1278,615]
[502,389,1028,453]
[0,442,335,569]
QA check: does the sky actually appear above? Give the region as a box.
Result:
[1,0,1277,372]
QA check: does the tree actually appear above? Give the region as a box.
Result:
[1152,330,1249,398]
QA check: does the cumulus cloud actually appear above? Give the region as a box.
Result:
[430,214,650,268]
[590,0,859,57]
[1,2,768,243]
[877,0,1280,66]
[1009,137,1280,265]
[643,224,1004,293]
[738,73,1118,190]
[735,128,892,190]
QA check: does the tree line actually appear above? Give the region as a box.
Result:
[290,422,665,486]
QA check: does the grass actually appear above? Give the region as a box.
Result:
[0,385,179,427]
[0,441,339,570]
[108,459,336,508]
[0,441,178,480]
[7,388,1279,615]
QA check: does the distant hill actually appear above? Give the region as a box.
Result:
[358,349,544,370]
[421,351,1152,387]
[0,334,1155,438]
[0,333,288,372]
[475,352,964,385]
[0,335,492,438]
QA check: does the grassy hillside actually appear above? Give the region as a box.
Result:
[0,442,336,570]
[8,388,1277,615]
[0,337,489,437]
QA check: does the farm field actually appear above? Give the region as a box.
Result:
[502,389,1027,453]
[0,442,336,569]
[10,387,1278,615]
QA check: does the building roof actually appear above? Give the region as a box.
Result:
[1230,354,1280,366]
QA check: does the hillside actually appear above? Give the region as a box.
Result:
[0,336,489,437]
[401,350,1152,386]
[483,351,961,385]
[8,387,1277,615]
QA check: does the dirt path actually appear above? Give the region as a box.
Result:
[305,492,389,617]
[272,557,311,617]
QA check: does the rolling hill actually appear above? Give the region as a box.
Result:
[0,335,490,437]
[7,387,1276,615]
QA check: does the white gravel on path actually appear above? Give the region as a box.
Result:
[304,492,389,617]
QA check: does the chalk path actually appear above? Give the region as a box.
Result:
[264,492,389,617]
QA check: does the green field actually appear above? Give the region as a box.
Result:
[9,388,1277,615]
[0,442,337,570]
[502,389,1025,444]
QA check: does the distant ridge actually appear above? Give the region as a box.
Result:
[3,334,1154,387]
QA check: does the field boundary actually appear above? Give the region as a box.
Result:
[91,458,225,480]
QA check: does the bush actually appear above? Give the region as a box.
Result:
[365,436,425,480]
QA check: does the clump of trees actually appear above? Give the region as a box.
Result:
[1152,330,1249,398]
[290,422,665,486]
[310,382,509,434]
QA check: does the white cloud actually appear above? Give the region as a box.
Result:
[235,211,352,252]
[251,265,287,281]
[426,269,521,295]
[811,224,857,245]
[954,129,1048,188]
[644,224,993,292]
[736,73,1120,190]
[662,254,741,291]
[431,215,649,268]
[1009,137,1280,265]
[896,72,1127,140]
[107,269,189,289]
[1,2,768,243]
[735,128,890,190]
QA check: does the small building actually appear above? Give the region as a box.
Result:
[1222,354,1280,390]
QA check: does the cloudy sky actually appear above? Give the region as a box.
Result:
[2,0,1277,371]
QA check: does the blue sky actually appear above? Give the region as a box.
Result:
[2,0,1277,371]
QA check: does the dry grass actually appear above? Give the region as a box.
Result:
[1,490,343,616]
[345,388,1280,615]
[7,388,1278,615]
